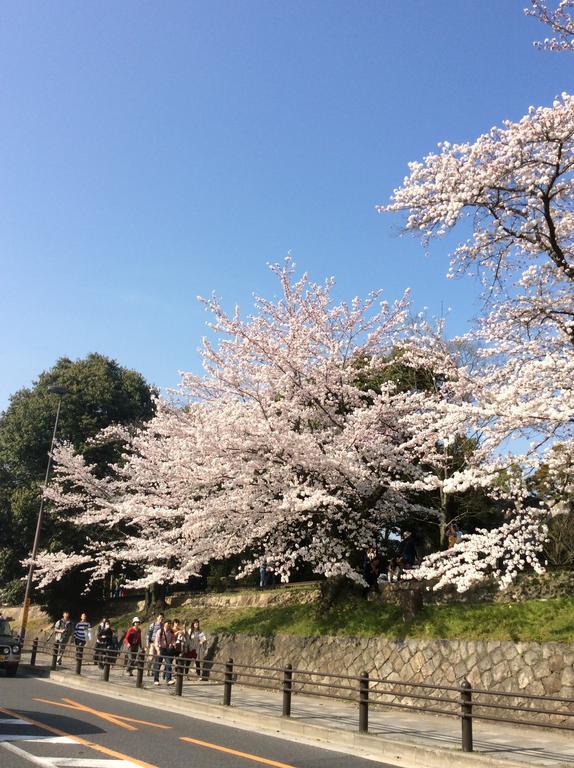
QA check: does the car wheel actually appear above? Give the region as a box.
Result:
[5,664,18,677]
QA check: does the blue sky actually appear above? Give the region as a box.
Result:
[0,1,568,409]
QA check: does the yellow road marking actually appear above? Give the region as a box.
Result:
[33,697,172,731]
[0,705,159,768]
[180,736,298,768]
[107,715,172,730]
[33,698,136,731]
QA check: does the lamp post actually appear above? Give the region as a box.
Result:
[19,385,67,643]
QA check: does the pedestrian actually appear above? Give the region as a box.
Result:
[123,617,142,676]
[74,613,92,650]
[172,618,186,679]
[363,548,381,594]
[153,619,176,686]
[259,559,267,588]
[388,555,401,583]
[446,523,459,549]
[187,619,207,679]
[146,612,164,676]
[398,531,417,569]
[93,617,109,665]
[50,611,73,666]
[95,619,114,669]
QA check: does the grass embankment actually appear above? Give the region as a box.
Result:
[104,589,574,643]
[207,598,574,643]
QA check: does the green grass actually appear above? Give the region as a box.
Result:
[98,590,574,644]
[206,596,574,643]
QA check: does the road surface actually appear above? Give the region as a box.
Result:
[0,675,395,768]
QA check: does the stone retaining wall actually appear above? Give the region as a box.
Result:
[206,634,574,723]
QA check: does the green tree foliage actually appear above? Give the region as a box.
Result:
[0,353,156,609]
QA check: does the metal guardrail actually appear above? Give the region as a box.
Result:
[24,638,574,754]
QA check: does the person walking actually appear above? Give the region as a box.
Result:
[172,619,186,680]
[74,613,92,647]
[187,619,207,679]
[146,612,164,676]
[94,617,109,665]
[123,617,142,676]
[50,611,72,665]
[95,619,114,669]
[152,619,176,686]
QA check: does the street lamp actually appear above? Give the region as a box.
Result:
[19,385,67,642]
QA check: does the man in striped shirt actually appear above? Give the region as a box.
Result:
[74,613,92,647]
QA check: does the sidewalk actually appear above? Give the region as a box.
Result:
[25,658,574,768]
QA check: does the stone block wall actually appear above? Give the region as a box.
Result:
[205,633,574,723]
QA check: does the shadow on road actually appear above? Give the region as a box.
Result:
[2,709,106,738]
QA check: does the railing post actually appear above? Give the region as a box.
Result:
[358,671,369,733]
[136,650,145,688]
[223,658,234,706]
[175,656,184,696]
[75,644,84,675]
[30,637,39,667]
[282,663,293,717]
[461,679,473,752]
[102,649,111,682]
[51,642,59,671]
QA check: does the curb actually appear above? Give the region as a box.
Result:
[24,667,571,768]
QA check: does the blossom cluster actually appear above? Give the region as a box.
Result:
[526,1,574,52]
[406,508,548,593]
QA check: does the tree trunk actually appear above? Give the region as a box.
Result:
[144,582,166,613]
[399,585,424,622]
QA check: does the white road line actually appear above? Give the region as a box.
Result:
[41,761,141,768]
[1,742,142,768]
[0,718,29,725]
[21,737,77,744]
[1,742,53,767]
[0,735,75,743]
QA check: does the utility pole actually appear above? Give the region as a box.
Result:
[19,385,67,642]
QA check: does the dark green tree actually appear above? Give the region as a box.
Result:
[0,353,156,611]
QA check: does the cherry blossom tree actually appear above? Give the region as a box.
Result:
[526,1,574,52]
[37,261,470,589]
[378,79,574,589]
[378,93,574,295]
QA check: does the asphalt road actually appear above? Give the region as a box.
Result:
[0,675,396,768]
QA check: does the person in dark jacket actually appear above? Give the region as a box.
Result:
[363,548,381,594]
[398,531,417,568]
[95,619,114,669]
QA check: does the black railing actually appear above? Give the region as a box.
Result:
[23,638,574,755]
